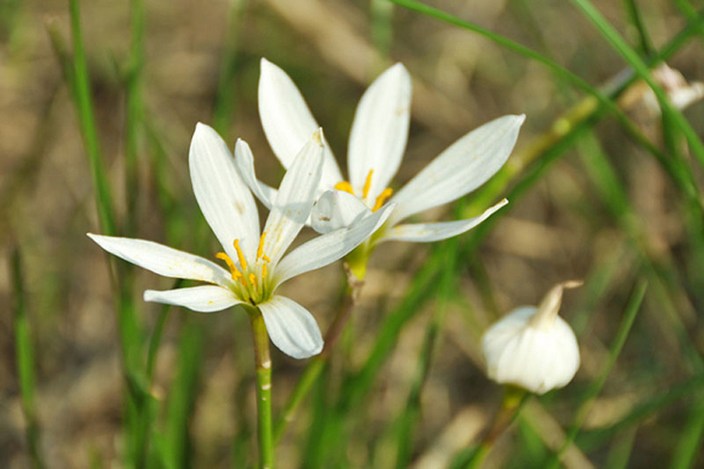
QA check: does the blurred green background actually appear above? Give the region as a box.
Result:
[3,0,704,467]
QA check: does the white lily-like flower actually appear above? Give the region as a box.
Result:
[88,124,392,359]
[481,281,582,394]
[247,58,524,246]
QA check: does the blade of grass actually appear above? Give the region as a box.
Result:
[392,239,459,468]
[12,247,45,469]
[163,321,204,468]
[547,281,647,468]
[577,371,704,450]
[624,0,655,58]
[68,0,116,236]
[124,0,145,237]
[67,3,148,466]
[670,391,704,468]
[569,0,704,169]
[213,0,247,139]
[371,0,394,60]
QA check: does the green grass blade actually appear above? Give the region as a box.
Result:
[11,247,45,469]
[624,0,655,57]
[547,281,647,468]
[569,0,704,168]
[392,240,459,468]
[213,0,247,139]
[371,0,394,60]
[163,322,204,468]
[68,0,117,235]
[124,0,145,236]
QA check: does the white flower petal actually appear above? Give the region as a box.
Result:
[262,131,325,266]
[482,306,580,394]
[234,138,278,209]
[389,115,524,224]
[190,123,260,259]
[259,58,342,186]
[348,63,412,198]
[275,203,394,287]
[144,286,241,313]
[310,190,371,234]
[88,233,233,287]
[380,199,507,243]
[258,295,323,359]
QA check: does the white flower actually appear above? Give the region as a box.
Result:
[244,58,524,245]
[481,281,581,394]
[88,124,392,359]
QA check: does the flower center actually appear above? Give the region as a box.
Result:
[216,232,271,304]
[334,169,393,211]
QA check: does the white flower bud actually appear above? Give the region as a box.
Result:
[481,281,582,394]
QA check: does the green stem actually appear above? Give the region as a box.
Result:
[466,387,528,469]
[274,264,365,442]
[250,309,274,469]
[11,248,45,469]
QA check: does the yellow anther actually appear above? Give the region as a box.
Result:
[362,169,374,199]
[249,273,257,288]
[257,232,267,260]
[372,187,394,212]
[262,263,268,280]
[334,180,354,195]
[233,239,248,271]
[262,254,271,263]
[216,252,242,281]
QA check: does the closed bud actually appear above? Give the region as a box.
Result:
[481,281,582,394]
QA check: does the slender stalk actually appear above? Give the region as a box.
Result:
[250,308,274,469]
[547,281,647,468]
[11,248,45,469]
[274,264,364,442]
[68,0,116,235]
[124,0,144,237]
[465,387,528,469]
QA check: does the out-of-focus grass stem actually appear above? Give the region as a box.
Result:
[624,0,655,57]
[213,0,247,139]
[547,281,647,469]
[12,248,45,469]
[570,0,704,169]
[371,0,393,61]
[392,239,458,468]
[124,0,145,236]
[68,0,116,236]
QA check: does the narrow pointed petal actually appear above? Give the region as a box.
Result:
[389,115,524,224]
[259,58,342,186]
[310,189,371,234]
[258,295,323,359]
[190,123,260,258]
[380,199,507,243]
[262,131,325,266]
[88,233,234,287]
[144,286,241,313]
[348,63,411,198]
[275,203,394,287]
[234,138,278,209]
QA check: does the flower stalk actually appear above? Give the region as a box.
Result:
[467,387,528,469]
[249,307,274,469]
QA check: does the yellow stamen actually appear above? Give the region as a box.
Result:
[257,232,267,260]
[216,252,244,280]
[233,239,248,270]
[362,169,374,200]
[249,273,257,288]
[262,254,271,263]
[372,187,394,212]
[262,263,268,280]
[334,180,354,195]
